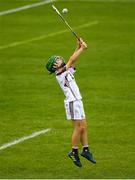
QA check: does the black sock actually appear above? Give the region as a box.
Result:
[72,148,78,154]
[83,146,89,152]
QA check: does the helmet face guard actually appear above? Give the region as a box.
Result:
[46,55,65,73]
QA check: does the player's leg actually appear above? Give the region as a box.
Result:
[80,119,88,146]
[79,119,96,164]
[68,120,84,167]
[71,120,83,147]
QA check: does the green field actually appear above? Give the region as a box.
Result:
[0,0,135,178]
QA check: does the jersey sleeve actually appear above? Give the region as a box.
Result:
[68,67,76,74]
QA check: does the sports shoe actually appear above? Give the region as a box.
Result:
[68,151,82,167]
[81,150,96,164]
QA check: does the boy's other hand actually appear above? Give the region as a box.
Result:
[79,38,88,50]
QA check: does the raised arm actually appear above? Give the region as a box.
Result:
[66,38,87,69]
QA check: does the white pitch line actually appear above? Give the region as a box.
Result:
[0,21,98,50]
[0,128,51,151]
[0,0,57,16]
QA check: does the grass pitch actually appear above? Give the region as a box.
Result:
[0,0,135,178]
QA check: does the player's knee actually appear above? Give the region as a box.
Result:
[75,121,87,132]
[80,124,87,132]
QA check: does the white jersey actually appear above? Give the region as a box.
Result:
[56,67,82,102]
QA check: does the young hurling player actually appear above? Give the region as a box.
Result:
[46,38,96,167]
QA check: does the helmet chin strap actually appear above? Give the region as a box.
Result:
[60,62,66,68]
